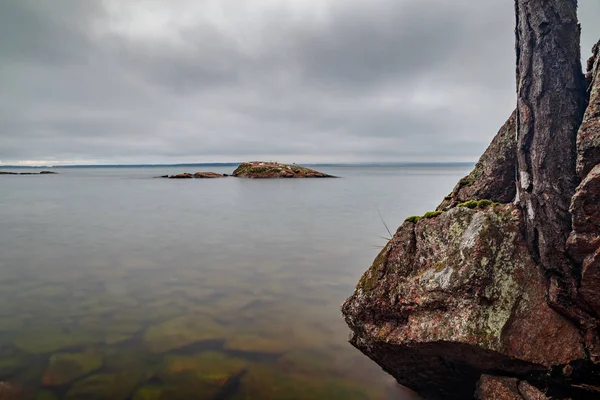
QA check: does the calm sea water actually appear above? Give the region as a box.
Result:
[0,165,470,400]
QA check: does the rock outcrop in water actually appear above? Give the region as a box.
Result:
[162,172,226,179]
[342,2,600,399]
[232,162,335,179]
[0,171,57,175]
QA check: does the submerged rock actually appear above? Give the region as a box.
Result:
[42,350,103,386]
[0,382,33,400]
[132,352,248,400]
[65,372,142,400]
[13,330,101,355]
[0,357,27,378]
[142,315,225,354]
[224,333,288,355]
[238,364,370,400]
[232,162,336,178]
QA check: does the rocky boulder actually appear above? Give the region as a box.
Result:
[342,205,584,399]
[343,32,600,399]
[231,162,335,178]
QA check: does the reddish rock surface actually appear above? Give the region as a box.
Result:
[577,40,600,178]
[342,205,583,399]
[164,172,225,179]
[231,162,335,178]
[475,376,550,400]
[438,111,516,211]
[568,165,600,317]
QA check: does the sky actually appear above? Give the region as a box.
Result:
[1,1,599,166]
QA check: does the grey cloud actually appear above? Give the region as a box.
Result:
[1,0,599,165]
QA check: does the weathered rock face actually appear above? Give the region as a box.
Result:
[475,375,549,400]
[568,165,600,318]
[578,40,600,178]
[232,162,335,179]
[438,111,516,211]
[342,205,584,399]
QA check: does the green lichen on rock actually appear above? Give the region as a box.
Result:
[404,216,421,223]
[458,199,493,209]
[424,211,443,219]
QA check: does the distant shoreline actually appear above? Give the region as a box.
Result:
[0,162,475,169]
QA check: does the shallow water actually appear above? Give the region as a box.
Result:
[0,165,470,399]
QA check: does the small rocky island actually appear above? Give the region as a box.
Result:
[231,161,335,179]
[342,1,600,399]
[162,172,226,179]
[0,171,57,175]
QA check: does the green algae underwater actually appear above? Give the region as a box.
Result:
[0,165,470,399]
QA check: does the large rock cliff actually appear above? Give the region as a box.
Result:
[342,5,600,398]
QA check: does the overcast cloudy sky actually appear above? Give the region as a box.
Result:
[1,0,599,165]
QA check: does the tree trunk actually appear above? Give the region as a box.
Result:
[514,0,592,343]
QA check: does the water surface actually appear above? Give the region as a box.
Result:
[0,165,470,399]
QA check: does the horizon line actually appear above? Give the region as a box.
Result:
[0,161,476,168]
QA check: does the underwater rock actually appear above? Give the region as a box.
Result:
[42,350,103,386]
[142,315,225,354]
[231,162,336,178]
[437,111,516,211]
[13,330,101,355]
[0,382,33,400]
[0,357,27,378]
[35,390,58,400]
[131,352,249,400]
[156,351,247,387]
[65,372,142,400]
[238,364,370,400]
[224,334,288,355]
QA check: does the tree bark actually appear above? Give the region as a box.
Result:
[514,0,592,345]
